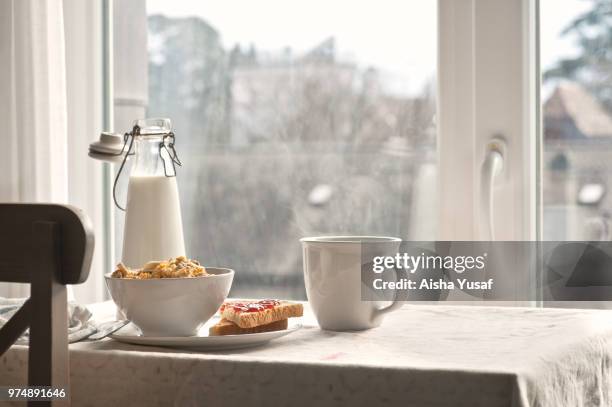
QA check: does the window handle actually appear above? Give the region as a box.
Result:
[480,137,505,241]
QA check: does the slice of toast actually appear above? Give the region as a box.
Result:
[220,300,303,329]
[209,318,288,336]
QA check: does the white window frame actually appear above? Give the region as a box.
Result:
[102,0,148,275]
[437,0,540,242]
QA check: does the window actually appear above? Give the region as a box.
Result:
[120,0,440,299]
[541,0,612,241]
[110,0,548,304]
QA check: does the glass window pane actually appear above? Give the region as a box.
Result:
[143,0,438,298]
[541,0,612,241]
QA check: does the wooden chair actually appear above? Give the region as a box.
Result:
[0,204,94,406]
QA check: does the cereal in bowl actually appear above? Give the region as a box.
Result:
[111,256,208,279]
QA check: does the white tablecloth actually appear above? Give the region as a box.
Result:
[2,302,612,406]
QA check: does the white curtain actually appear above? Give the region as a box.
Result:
[0,0,68,203]
[63,0,106,304]
[0,0,105,301]
[0,0,68,298]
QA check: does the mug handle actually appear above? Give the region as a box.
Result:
[372,265,407,318]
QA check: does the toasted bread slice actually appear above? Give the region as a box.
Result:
[221,300,303,328]
[209,318,288,336]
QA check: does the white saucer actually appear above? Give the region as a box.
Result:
[110,317,302,350]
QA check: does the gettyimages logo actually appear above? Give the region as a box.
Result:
[362,242,502,301]
[372,252,488,274]
[363,241,612,301]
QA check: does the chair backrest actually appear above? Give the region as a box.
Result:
[0,204,94,285]
[0,204,94,406]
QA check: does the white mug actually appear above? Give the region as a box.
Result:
[301,236,403,331]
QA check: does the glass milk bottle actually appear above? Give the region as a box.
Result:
[121,118,186,268]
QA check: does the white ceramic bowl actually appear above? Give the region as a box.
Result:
[104,267,234,336]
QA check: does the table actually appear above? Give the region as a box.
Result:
[2,302,612,406]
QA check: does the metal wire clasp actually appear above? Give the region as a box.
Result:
[159,132,182,177]
[110,124,182,211]
[111,125,138,211]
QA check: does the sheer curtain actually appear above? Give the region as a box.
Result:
[63,0,105,304]
[0,0,68,203]
[0,0,105,301]
[0,0,68,297]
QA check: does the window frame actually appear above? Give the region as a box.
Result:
[437,0,540,242]
[103,0,149,277]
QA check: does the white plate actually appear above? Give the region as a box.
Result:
[110,317,302,350]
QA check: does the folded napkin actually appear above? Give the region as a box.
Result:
[0,297,97,344]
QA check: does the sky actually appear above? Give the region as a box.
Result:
[146,0,437,96]
[147,0,592,96]
[540,0,592,69]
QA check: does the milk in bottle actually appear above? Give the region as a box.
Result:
[121,118,186,268]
